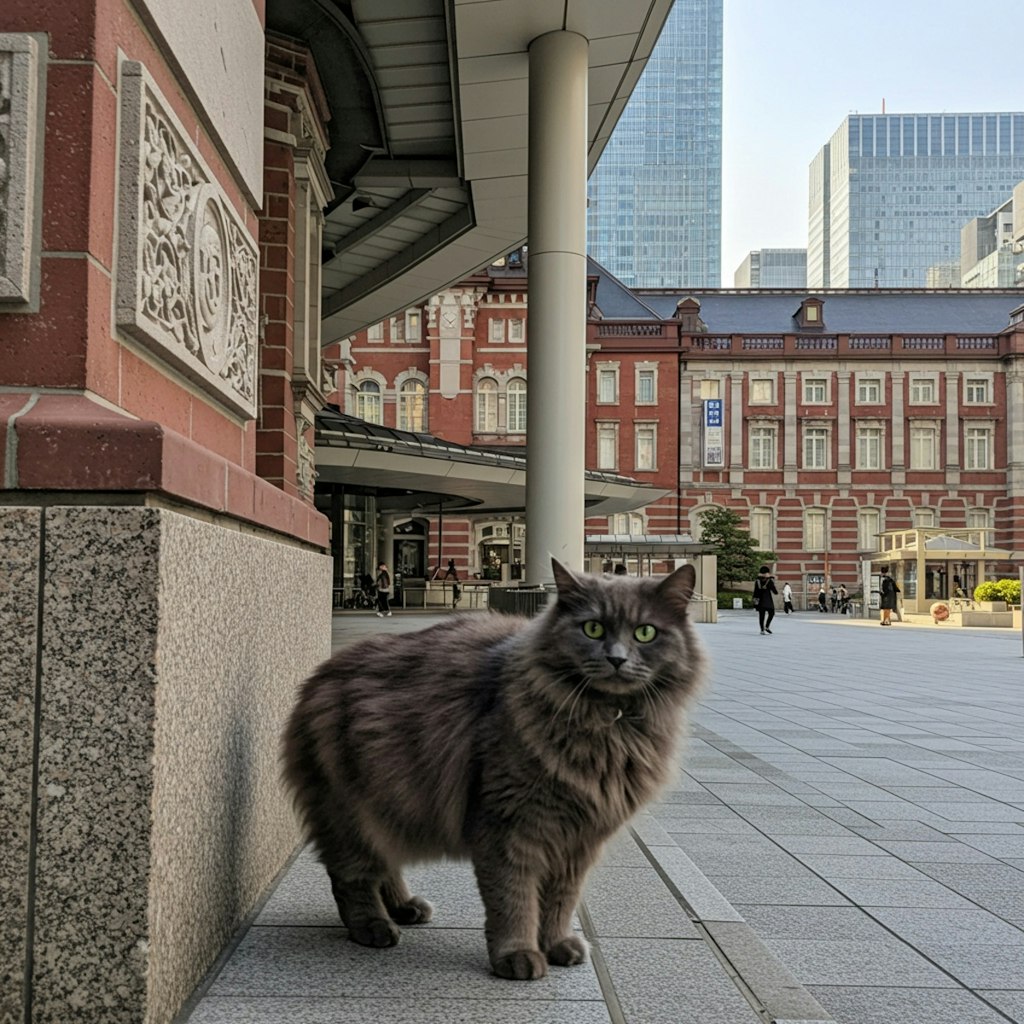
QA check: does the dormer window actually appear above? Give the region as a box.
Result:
[795,296,825,330]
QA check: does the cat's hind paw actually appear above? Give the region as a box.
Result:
[388,895,433,925]
[492,949,548,980]
[547,934,589,966]
[347,917,401,948]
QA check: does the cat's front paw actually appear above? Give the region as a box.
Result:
[492,949,548,980]
[546,934,589,966]
[348,916,401,948]
[388,895,433,925]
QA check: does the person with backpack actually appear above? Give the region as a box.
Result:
[879,565,900,626]
[374,562,393,617]
[753,565,778,635]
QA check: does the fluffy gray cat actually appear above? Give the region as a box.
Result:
[282,559,705,980]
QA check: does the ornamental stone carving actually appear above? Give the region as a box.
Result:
[0,34,45,309]
[116,61,258,418]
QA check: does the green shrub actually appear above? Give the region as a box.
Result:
[718,589,753,609]
[973,578,1022,604]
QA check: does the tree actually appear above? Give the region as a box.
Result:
[698,506,776,588]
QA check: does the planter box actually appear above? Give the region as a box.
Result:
[961,610,1014,628]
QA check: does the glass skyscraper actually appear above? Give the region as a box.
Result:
[586,0,723,289]
[808,113,1024,288]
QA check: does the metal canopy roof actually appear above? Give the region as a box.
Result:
[871,528,1013,562]
[316,408,670,515]
[266,0,674,343]
[585,534,712,556]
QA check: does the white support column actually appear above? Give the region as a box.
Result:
[526,30,588,583]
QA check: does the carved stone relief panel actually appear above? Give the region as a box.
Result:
[116,61,258,419]
[0,34,45,310]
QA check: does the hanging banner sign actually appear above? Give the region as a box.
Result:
[702,398,725,467]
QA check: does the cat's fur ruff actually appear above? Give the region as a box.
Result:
[282,559,705,980]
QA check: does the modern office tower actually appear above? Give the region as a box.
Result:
[960,185,1024,287]
[808,113,1024,288]
[587,0,723,288]
[734,249,807,287]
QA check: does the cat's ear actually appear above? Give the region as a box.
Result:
[551,557,587,605]
[656,563,696,613]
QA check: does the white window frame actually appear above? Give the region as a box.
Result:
[596,365,619,404]
[397,379,427,432]
[803,425,829,469]
[964,374,992,405]
[476,378,499,432]
[699,378,721,400]
[748,507,774,550]
[749,377,774,404]
[855,375,882,404]
[597,422,619,471]
[913,507,936,528]
[909,422,939,470]
[507,377,527,434]
[356,380,383,423]
[855,424,884,470]
[367,321,384,342]
[909,374,938,405]
[804,508,827,552]
[405,309,421,343]
[749,423,777,470]
[635,364,658,406]
[802,376,829,404]
[964,424,992,470]
[635,422,657,471]
[489,318,505,343]
[966,507,991,530]
[509,318,525,343]
[857,508,881,551]
[390,315,405,342]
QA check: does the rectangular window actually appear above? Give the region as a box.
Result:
[391,316,405,342]
[489,318,504,343]
[636,369,656,405]
[856,426,883,470]
[749,425,777,469]
[803,378,827,403]
[804,509,826,552]
[750,378,774,404]
[965,426,991,470]
[803,427,828,469]
[857,508,880,550]
[966,507,991,530]
[367,322,384,342]
[913,508,936,527]
[856,377,882,403]
[909,426,937,470]
[635,425,656,471]
[405,310,421,342]
[509,318,524,342]
[597,423,618,470]
[909,377,936,403]
[965,377,990,404]
[749,508,773,550]
[699,379,720,400]
[597,369,618,403]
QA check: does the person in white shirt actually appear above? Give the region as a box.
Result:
[782,582,793,614]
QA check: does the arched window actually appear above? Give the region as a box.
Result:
[398,379,427,432]
[476,378,498,432]
[507,377,527,433]
[356,380,382,424]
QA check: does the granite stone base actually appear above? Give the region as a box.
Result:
[0,506,331,1024]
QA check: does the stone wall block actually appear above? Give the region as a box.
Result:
[0,508,42,1024]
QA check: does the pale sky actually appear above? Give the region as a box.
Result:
[721,0,1022,286]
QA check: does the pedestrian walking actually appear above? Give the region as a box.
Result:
[817,585,828,613]
[374,562,393,617]
[838,584,849,614]
[879,565,899,626]
[829,586,838,613]
[782,582,793,614]
[753,565,778,635]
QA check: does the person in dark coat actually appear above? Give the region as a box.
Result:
[879,565,900,626]
[753,565,778,635]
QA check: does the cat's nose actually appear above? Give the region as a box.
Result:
[606,655,626,671]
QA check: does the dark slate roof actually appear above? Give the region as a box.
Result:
[636,289,1022,334]
[588,257,660,319]
[586,258,1023,334]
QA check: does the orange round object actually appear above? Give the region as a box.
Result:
[931,602,950,622]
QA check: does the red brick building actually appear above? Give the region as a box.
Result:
[323,254,1024,598]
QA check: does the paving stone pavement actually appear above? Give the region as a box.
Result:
[179,607,1024,1024]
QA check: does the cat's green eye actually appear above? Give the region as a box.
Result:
[634,624,657,643]
[582,620,605,639]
